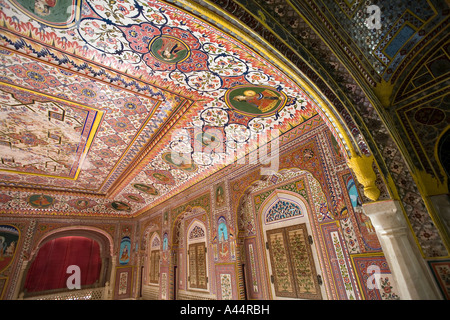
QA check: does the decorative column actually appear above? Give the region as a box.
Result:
[108,254,117,300]
[347,153,380,201]
[14,259,29,299]
[363,200,440,299]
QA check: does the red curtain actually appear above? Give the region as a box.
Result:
[24,236,102,292]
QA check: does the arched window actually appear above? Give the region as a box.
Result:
[162,233,169,251]
[438,129,450,187]
[149,233,160,285]
[218,216,228,242]
[24,236,102,293]
[187,221,208,290]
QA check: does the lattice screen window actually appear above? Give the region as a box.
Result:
[189,225,205,240]
[188,242,207,289]
[266,223,322,299]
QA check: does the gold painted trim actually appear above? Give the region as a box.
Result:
[434,126,450,190]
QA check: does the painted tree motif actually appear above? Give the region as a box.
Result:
[267,224,322,299]
[287,228,315,294]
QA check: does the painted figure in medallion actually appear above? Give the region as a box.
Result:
[150,36,190,64]
[34,0,56,16]
[28,194,54,209]
[10,0,81,27]
[162,152,197,172]
[0,225,19,273]
[111,201,131,212]
[225,85,288,117]
[133,183,159,195]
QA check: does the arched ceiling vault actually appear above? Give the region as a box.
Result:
[205,0,450,258]
[0,0,359,218]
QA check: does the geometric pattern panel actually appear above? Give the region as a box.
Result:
[307,0,443,81]
[0,55,162,194]
[351,254,400,300]
[396,93,450,182]
[321,222,360,300]
[428,260,450,300]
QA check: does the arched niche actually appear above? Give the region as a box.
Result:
[170,205,214,299]
[257,189,326,300]
[236,169,331,300]
[430,129,450,236]
[171,206,208,247]
[185,219,210,292]
[141,222,159,253]
[30,226,113,259]
[236,168,327,235]
[20,226,113,298]
[150,232,161,250]
[148,232,161,285]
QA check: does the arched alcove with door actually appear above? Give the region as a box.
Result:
[431,129,450,236]
[257,189,326,300]
[236,169,334,300]
[236,167,401,300]
[148,232,161,286]
[140,222,161,300]
[170,205,214,300]
[186,220,209,292]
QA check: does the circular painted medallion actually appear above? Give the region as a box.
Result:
[123,193,145,203]
[195,130,222,150]
[28,194,54,209]
[132,183,159,195]
[69,198,96,210]
[162,152,197,172]
[414,107,445,126]
[149,35,190,64]
[111,201,131,212]
[224,85,288,117]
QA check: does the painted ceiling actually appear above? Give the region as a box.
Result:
[0,0,343,217]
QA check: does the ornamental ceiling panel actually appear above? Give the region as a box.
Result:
[0,0,343,217]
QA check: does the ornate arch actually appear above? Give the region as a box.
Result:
[30,225,114,259]
[171,205,209,246]
[187,219,207,244]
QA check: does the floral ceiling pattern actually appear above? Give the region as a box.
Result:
[0,0,341,217]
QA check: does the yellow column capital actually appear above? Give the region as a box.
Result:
[347,153,381,202]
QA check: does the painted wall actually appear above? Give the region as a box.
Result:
[136,119,401,300]
[0,117,403,300]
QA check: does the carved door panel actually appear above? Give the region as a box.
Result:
[149,250,160,284]
[267,224,322,299]
[267,227,297,298]
[188,242,207,289]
